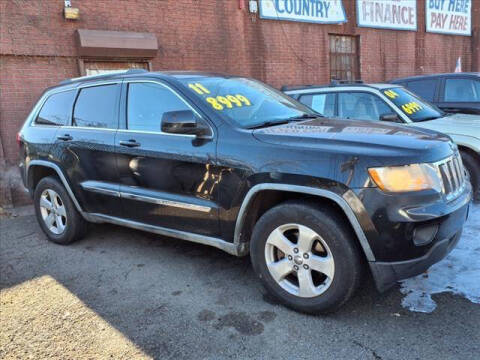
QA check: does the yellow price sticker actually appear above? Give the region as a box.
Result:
[384,90,399,99]
[188,83,211,95]
[401,101,423,115]
[205,94,252,111]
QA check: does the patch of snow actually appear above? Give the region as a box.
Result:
[399,203,480,313]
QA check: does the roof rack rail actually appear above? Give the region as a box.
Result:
[59,68,149,85]
[281,84,327,92]
[126,68,148,74]
[330,79,364,86]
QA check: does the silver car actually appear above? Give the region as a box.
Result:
[284,82,480,200]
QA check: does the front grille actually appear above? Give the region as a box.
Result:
[436,153,466,200]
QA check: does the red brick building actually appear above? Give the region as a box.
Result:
[1,0,479,206]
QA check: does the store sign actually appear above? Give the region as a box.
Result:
[356,0,417,31]
[259,0,347,24]
[426,0,471,36]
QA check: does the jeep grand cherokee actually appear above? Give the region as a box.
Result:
[18,70,472,313]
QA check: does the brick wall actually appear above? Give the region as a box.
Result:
[472,1,480,71]
[0,0,476,204]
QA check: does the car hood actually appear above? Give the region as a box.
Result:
[252,118,454,165]
[411,113,480,139]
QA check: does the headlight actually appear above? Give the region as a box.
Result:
[368,163,442,193]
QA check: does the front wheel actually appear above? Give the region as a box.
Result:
[250,201,363,314]
[34,176,87,244]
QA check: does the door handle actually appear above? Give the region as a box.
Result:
[119,140,141,148]
[57,134,73,141]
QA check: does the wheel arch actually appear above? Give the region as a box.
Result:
[27,160,85,216]
[458,145,480,165]
[234,184,376,262]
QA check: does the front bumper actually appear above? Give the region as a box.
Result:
[370,228,463,292]
[351,182,471,292]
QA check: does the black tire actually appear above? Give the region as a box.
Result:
[460,150,480,202]
[250,201,363,314]
[34,176,87,244]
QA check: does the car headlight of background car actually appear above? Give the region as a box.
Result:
[368,163,443,193]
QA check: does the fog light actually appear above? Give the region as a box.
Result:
[413,224,438,246]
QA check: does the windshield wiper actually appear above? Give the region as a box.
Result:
[416,116,442,122]
[247,120,291,129]
[247,113,321,129]
[287,113,322,120]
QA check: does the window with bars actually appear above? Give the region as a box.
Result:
[329,35,360,81]
[82,61,150,76]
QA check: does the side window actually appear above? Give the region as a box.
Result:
[444,79,480,102]
[298,93,335,117]
[36,90,76,126]
[73,84,119,128]
[127,82,190,132]
[338,92,393,121]
[406,79,437,102]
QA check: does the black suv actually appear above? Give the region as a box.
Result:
[391,72,480,115]
[18,70,471,313]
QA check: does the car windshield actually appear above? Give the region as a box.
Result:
[178,77,316,128]
[382,87,445,122]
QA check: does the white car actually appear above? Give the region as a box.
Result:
[284,82,480,200]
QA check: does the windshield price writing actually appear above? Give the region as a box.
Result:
[188,83,252,111]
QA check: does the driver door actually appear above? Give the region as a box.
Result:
[115,80,220,236]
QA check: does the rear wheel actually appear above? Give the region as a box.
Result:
[460,150,479,202]
[34,176,87,244]
[250,201,363,314]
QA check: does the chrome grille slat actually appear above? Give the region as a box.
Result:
[454,156,463,184]
[436,153,465,200]
[441,163,453,193]
[449,160,459,189]
[457,155,465,183]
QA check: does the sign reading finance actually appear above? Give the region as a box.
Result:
[356,0,417,31]
[259,0,347,24]
[426,0,471,36]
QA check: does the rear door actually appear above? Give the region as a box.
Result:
[297,92,337,117]
[438,76,480,114]
[54,82,122,216]
[21,89,77,185]
[115,80,220,236]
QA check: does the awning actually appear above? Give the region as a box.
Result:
[76,29,158,58]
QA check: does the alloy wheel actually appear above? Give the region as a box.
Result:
[39,189,67,235]
[264,223,335,298]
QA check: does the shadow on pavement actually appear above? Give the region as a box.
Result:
[1,213,479,359]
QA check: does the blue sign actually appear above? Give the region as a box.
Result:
[259,0,347,24]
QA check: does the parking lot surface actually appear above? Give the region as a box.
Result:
[1,206,479,359]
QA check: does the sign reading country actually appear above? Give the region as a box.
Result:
[356,0,417,31]
[426,0,471,36]
[259,0,347,24]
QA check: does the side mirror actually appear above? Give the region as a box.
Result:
[161,110,211,137]
[380,113,401,123]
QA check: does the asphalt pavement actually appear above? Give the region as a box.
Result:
[1,207,479,359]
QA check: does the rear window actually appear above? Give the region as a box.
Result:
[406,79,437,102]
[73,84,119,129]
[36,90,76,126]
